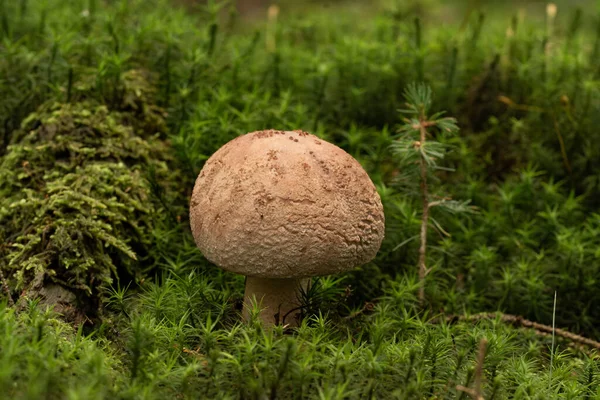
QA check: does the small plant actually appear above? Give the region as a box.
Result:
[391,83,471,303]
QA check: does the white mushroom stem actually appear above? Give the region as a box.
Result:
[243,277,310,327]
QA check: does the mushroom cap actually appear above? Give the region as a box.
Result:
[190,130,385,279]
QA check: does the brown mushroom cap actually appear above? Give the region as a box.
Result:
[190,130,385,279]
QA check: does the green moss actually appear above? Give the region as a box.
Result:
[0,72,183,312]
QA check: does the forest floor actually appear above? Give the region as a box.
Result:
[1,0,599,398]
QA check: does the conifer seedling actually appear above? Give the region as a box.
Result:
[391,83,470,303]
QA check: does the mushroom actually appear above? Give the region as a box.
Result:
[190,130,385,326]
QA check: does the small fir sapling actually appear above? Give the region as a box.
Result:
[390,83,472,303]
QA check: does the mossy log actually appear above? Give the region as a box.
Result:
[0,71,184,322]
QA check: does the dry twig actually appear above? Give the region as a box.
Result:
[456,338,488,400]
[417,122,429,304]
[447,312,600,350]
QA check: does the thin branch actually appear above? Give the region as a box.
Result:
[417,119,429,305]
[446,312,600,350]
[456,338,488,400]
[428,199,446,209]
[474,338,488,397]
[549,291,557,387]
[456,385,484,400]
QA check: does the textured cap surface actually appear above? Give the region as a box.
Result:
[190,130,385,278]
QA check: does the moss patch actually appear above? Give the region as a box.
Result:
[0,71,185,320]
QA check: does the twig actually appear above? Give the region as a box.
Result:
[446,312,600,350]
[456,338,488,400]
[474,338,487,397]
[456,385,484,400]
[549,291,557,388]
[428,197,451,209]
[417,121,429,304]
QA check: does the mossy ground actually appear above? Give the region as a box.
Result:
[1,0,599,398]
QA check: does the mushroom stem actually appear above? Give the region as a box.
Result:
[243,277,310,327]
